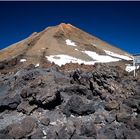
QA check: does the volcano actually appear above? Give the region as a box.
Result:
[0,23,140,139]
[0,23,132,69]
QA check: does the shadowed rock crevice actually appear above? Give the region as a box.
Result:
[29,91,63,110]
[0,94,21,112]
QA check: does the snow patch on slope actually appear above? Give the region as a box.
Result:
[104,50,132,60]
[83,51,121,63]
[46,51,122,66]
[46,55,95,66]
[75,48,78,51]
[35,63,40,67]
[20,59,26,62]
[46,49,132,66]
[66,39,77,46]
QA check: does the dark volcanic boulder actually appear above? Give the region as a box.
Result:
[8,123,26,139]
[0,63,4,69]
[0,83,10,97]
[61,84,94,100]
[57,125,75,139]
[124,98,140,108]
[33,89,62,110]
[21,117,37,134]
[63,95,95,117]
[80,121,97,138]
[40,117,50,126]
[105,100,119,111]
[17,101,37,115]
[134,117,140,130]
[0,94,21,112]
[0,128,12,139]
[17,68,67,110]
[7,117,37,139]
[45,130,58,139]
[30,128,44,139]
[20,87,34,98]
[116,112,131,123]
[123,128,140,139]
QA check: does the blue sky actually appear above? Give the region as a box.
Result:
[0,1,140,54]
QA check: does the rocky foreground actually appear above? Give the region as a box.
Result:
[0,64,140,139]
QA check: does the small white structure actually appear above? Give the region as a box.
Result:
[125,64,139,73]
[132,54,140,77]
[133,54,140,64]
[125,55,140,77]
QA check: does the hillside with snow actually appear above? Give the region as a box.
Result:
[0,23,133,73]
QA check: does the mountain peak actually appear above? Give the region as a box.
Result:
[0,23,132,70]
[58,23,73,31]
